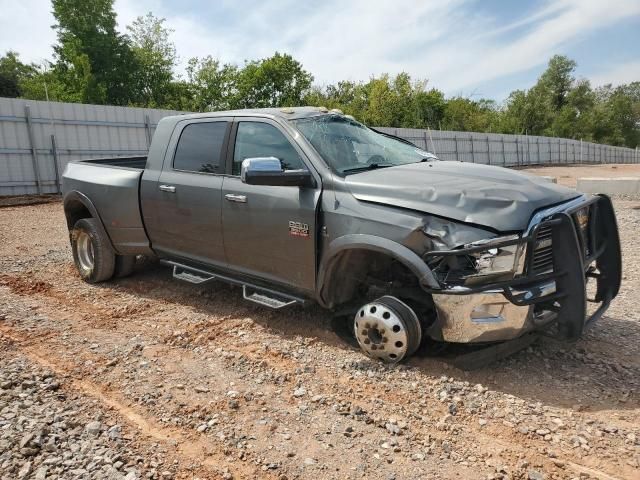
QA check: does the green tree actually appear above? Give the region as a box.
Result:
[186,56,238,111]
[232,52,313,108]
[0,51,37,97]
[537,55,577,111]
[51,0,138,104]
[127,13,177,107]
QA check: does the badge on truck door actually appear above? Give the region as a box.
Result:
[289,221,310,237]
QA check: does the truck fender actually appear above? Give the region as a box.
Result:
[316,234,440,308]
[63,191,116,251]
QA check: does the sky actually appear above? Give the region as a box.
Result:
[1,0,639,102]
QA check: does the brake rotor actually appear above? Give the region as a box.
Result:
[353,296,422,363]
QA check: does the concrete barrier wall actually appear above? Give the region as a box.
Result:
[577,178,640,196]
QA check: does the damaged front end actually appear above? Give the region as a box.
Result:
[421,195,622,343]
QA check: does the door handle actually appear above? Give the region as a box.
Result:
[159,184,176,193]
[225,193,247,203]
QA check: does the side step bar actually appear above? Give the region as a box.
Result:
[162,260,306,310]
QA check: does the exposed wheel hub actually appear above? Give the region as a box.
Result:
[354,296,422,363]
[76,230,95,274]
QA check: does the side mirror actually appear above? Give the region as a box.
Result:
[240,157,314,187]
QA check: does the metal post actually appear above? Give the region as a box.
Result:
[470,134,475,163]
[424,131,430,151]
[536,138,540,164]
[50,134,61,194]
[559,138,562,164]
[427,127,436,155]
[486,134,491,165]
[501,135,506,166]
[144,114,152,148]
[580,139,583,163]
[454,135,459,161]
[24,105,43,195]
[515,137,519,166]
[526,134,530,165]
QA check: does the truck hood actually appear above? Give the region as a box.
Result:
[344,161,580,232]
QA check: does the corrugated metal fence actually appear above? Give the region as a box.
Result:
[0,97,181,195]
[376,127,640,167]
[1,97,639,196]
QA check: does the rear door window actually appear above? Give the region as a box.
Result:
[173,122,228,173]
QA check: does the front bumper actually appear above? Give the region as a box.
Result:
[425,195,622,343]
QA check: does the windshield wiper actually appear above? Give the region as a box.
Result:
[342,163,394,174]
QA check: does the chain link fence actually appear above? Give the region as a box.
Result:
[1,97,638,196]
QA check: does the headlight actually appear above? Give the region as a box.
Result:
[462,235,526,285]
[429,235,526,287]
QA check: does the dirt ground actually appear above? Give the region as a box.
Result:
[0,166,638,480]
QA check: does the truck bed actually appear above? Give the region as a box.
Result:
[62,157,150,255]
[81,156,148,169]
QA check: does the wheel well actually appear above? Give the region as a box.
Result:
[319,249,430,309]
[64,200,92,230]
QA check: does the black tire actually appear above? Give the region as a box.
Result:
[114,255,136,278]
[71,218,115,283]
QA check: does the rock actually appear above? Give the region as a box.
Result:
[194,385,210,393]
[85,421,102,437]
[34,467,48,480]
[108,425,122,440]
[293,387,306,398]
[528,470,544,480]
[479,419,487,426]
[304,457,316,465]
[17,462,33,479]
[19,432,34,449]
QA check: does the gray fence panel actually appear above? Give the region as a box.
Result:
[376,126,638,168]
[0,97,183,195]
[1,97,638,195]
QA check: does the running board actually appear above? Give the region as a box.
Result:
[172,265,214,284]
[243,286,297,309]
[163,260,306,309]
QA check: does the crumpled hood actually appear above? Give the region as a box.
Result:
[344,161,580,232]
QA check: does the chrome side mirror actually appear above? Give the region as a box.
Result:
[240,157,314,187]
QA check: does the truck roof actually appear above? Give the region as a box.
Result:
[169,106,337,122]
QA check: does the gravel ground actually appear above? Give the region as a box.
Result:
[0,165,638,479]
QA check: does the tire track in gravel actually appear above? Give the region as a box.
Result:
[0,322,263,480]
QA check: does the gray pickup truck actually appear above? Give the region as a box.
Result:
[62,107,622,363]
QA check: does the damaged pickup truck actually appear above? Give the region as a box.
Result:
[62,107,622,363]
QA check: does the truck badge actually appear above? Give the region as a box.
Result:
[289,221,309,237]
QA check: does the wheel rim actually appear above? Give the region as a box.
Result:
[354,296,421,363]
[76,230,95,273]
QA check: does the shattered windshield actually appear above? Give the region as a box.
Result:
[291,114,437,175]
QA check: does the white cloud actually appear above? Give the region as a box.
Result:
[1,0,639,97]
[588,60,640,87]
[0,0,57,66]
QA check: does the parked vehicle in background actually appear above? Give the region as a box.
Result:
[62,107,622,363]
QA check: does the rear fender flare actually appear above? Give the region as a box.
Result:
[63,191,116,252]
[316,234,439,308]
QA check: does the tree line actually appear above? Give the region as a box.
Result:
[1,0,638,148]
